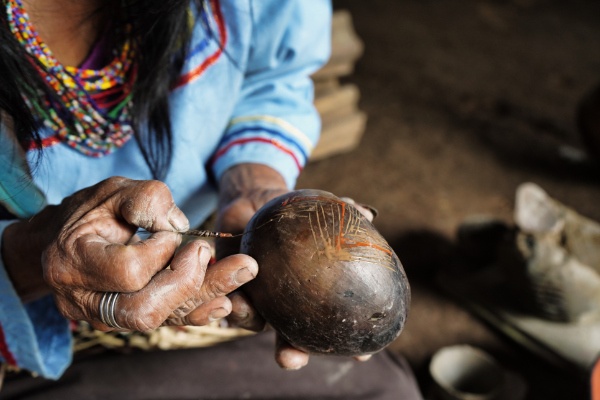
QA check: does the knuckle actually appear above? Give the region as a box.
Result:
[125,180,174,230]
[119,278,146,293]
[173,300,197,317]
[119,269,147,292]
[143,180,171,199]
[162,318,182,327]
[104,176,129,188]
[171,308,187,319]
[204,279,231,299]
[137,314,162,332]
[101,176,131,197]
[116,249,150,292]
[127,298,168,331]
[42,250,71,287]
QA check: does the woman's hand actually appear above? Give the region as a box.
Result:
[215,163,288,332]
[215,163,375,370]
[1,177,256,331]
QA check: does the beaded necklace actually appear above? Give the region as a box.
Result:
[4,0,137,157]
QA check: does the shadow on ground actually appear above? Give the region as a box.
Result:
[299,0,600,398]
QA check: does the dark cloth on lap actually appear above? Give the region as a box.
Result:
[0,331,422,400]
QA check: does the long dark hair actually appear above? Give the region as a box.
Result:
[0,0,203,180]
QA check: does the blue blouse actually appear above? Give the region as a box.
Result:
[0,0,330,378]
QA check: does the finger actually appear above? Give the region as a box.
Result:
[196,254,258,304]
[339,197,375,222]
[226,291,266,331]
[275,334,309,370]
[107,240,210,331]
[67,231,182,292]
[165,254,258,319]
[164,296,232,326]
[354,205,374,222]
[112,178,190,232]
[356,203,378,220]
[354,355,372,362]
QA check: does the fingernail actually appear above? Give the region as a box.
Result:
[235,267,255,285]
[209,307,229,322]
[198,244,211,264]
[235,311,249,320]
[167,206,189,231]
[357,203,379,219]
[282,365,303,371]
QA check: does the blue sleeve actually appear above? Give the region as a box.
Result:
[0,220,72,379]
[211,0,332,189]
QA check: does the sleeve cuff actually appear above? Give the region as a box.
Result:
[0,220,72,379]
[211,113,321,189]
[212,137,302,190]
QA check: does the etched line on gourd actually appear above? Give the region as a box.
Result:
[265,196,397,272]
[332,203,340,251]
[337,203,345,252]
[309,213,322,260]
[344,207,353,236]
[299,198,397,273]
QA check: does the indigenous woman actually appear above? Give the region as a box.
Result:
[0,0,422,398]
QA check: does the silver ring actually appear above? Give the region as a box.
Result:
[99,292,123,329]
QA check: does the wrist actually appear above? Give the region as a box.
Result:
[1,217,52,303]
[218,163,288,208]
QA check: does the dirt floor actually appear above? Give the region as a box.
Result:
[298,1,600,398]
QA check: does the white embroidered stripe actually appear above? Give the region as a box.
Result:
[227,115,314,152]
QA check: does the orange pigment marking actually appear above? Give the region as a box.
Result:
[339,239,392,256]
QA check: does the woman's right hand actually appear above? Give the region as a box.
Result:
[1,177,257,331]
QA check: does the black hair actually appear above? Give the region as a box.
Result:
[0,0,203,180]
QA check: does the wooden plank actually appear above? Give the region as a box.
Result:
[315,83,359,111]
[311,10,364,81]
[313,78,340,98]
[310,111,367,161]
[315,84,361,123]
[330,10,364,64]
[309,10,367,161]
[312,62,355,81]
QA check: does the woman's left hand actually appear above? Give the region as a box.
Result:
[215,163,374,370]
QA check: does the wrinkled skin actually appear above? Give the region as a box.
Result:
[2,176,257,332]
[1,163,373,369]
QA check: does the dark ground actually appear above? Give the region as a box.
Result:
[298,1,600,398]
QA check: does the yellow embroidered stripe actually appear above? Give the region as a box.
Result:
[227,115,314,153]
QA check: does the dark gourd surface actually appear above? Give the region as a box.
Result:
[241,189,410,356]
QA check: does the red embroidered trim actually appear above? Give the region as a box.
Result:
[0,324,18,366]
[211,137,303,172]
[27,135,61,151]
[172,0,227,89]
